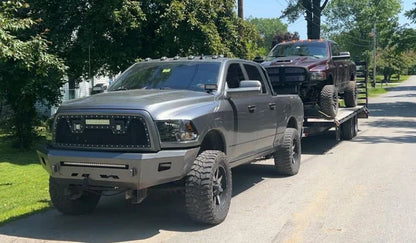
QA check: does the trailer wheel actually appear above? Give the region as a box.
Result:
[49,177,101,215]
[341,115,358,140]
[185,150,232,225]
[344,81,357,107]
[274,128,301,176]
[320,85,339,118]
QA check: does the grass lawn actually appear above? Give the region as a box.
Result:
[367,75,411,97]
[0,131,51,225]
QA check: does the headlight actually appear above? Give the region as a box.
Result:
[310,71,326,81]
[156,120,198,142]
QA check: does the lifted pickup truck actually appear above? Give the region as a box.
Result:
[261,39,357,118]
[37,56,303,224]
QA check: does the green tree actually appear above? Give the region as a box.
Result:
[0,1,66,147]
[271,32,300,47]
[377,47,416,82]
[405,2,416,23]
[29,0,146,80]
[323,0,401,61]
[29,0,258,79]
[247,17,287,53]
[282,0,330,39]
[155,0,259,59]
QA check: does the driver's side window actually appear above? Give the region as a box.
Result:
[331,43,340,56]
[226,63,245,89]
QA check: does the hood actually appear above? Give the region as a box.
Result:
[262,56,328,69]
[59,89,216,118]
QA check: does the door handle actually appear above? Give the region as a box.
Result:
[248,105,256,113]
[269,103,276,110]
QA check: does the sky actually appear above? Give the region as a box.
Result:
[243,0,416,39]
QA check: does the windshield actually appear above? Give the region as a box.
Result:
[109,62,221,92]
[266,42,328,60]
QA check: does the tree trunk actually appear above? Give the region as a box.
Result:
[68,78,76,100]
[303,0,313,39]
[303,0,328,39]
[238,0,243,19]
[310,0,321,39]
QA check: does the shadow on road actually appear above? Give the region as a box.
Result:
[0,161,290,242]
[369,102,416,117]
[301,131,340,155]
[366,119,416,129]
[385,85,416,92]
[351,135,416,144]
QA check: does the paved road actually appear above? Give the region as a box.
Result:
[1,76,416,243]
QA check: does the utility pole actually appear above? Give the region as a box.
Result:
[372,23,377,87]
[238,0,243,19]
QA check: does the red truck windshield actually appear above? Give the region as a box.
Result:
[266,42,328,60]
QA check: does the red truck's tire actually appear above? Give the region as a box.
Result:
[185,150,232,225]
[49,177,101,215]
[344,81,357,107]
[274,128,301,176]
[320,85,339,118]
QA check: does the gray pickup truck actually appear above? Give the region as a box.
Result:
[37,56,303,224]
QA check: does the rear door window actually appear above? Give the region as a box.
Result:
[243,64,267,93]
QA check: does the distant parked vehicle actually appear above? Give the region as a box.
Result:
[91,83,108,95]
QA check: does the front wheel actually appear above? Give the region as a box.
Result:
[49,177,101,215]
[319,85,339,119]
[274,128,301,176]
[185,150,232,225]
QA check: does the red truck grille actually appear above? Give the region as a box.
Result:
[265,66,308,94]
[53,114,151,151]
[266,66,307,83]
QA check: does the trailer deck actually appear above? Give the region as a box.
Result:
[303,105,369,140]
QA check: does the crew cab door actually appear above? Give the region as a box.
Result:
[242,63,279,153]
[225,62,278,161]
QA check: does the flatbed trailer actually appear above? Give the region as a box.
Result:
[303,105,369,140]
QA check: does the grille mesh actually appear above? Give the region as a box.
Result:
[54,114,151,150]
[266,67,307,83]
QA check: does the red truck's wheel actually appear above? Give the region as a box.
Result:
[320,85,339,118]
[185,150,232,225]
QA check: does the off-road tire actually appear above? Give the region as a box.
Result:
[319,85,339,119]
[274,128,301,176]
[341,115,358,140]
[185,150,232,225]
[49,177,101,215]
[344,81,357,107]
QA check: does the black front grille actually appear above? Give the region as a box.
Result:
[266,66,307,83]
[54,114,151,150]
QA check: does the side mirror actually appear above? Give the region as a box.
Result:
[226,80,262,98]
[334,52,351,59]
